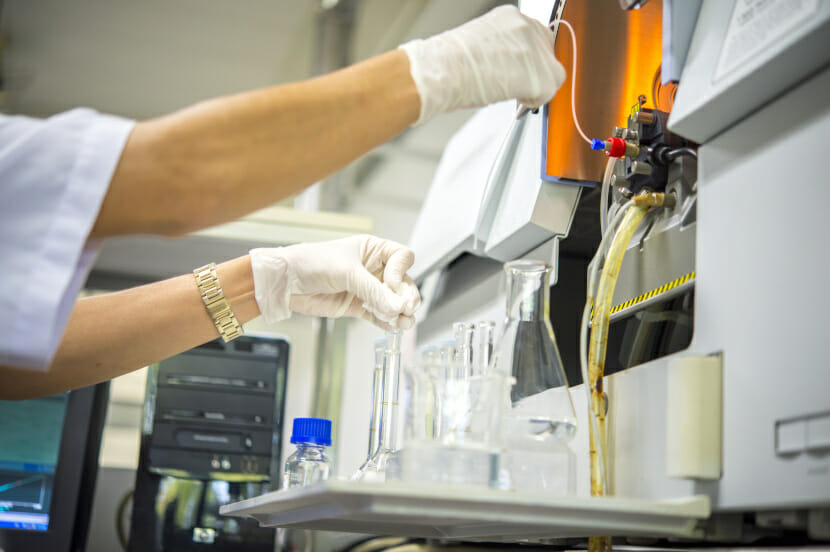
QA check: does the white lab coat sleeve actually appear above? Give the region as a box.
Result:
[0,108,136,371]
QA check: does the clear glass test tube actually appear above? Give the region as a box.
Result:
[476,321,496,375]
[379,330,403,453]
[367,338,386,459]
[453,322,476,378]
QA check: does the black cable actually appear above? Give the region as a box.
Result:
[115,489,134,552]
[651,145,698,165]
[665,147,698,161]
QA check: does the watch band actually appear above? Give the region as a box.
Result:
[193,263,244,342]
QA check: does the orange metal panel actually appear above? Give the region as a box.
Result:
[544,1,674,184]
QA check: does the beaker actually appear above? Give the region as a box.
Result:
[400,361,512,488]
[492,260,577,445]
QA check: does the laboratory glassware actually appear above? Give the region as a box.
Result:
[453,322,475,377]
[400,361,513,488]
[282,417,332,489]
[352,338,386,482]
[367,338,385,459]
[476,321,496,375]
[419,344,439,363]
[353,330,403,481]
[492,260,577,444]
[437,338,457,369]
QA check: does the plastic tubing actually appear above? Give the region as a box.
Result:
[588,204,649,498]
[599,157,618,235]
[557,20,591,145]
[579,199,633,498]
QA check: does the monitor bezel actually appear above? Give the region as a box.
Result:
[0,383,109,552]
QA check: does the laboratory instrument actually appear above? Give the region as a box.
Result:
[223,0,830,545]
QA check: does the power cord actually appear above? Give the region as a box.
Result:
[115,489,134,551]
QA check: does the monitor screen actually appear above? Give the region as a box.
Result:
[0,394,69,532]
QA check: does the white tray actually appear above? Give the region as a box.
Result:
[220,480,710,542]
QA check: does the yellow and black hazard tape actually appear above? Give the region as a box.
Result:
[608,271,696,316]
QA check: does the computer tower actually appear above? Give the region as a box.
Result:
[128,336,288,552]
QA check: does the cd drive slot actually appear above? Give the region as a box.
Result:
[163,373,268,391]
[161,408,267,427]
[175,429,249,452]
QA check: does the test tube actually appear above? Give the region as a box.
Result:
[476,321,496,375]
[453,322,476,378]
[419,344,439,364]
[379,330,403,453]
[366,338,386,460]
[438,339,456,371]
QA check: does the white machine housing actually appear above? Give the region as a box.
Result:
[413,0,830,536]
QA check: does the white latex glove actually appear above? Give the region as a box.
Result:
[250,235,420,331]
[400,5,566,125]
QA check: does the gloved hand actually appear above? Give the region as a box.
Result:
[400,5,566,125]
[250,235,420,331]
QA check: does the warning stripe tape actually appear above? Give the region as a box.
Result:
[608,271,696,316]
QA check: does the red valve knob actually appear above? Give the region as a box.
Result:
[606,137,626,158]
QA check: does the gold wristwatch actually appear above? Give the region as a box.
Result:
[193,263,244,342]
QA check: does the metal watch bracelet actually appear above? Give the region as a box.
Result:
[193,263,244,343]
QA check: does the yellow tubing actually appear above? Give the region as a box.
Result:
[587,204,649,552]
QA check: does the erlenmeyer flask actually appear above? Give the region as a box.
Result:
[493,260,577,444]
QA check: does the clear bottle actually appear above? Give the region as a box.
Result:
[282,417,332,489]
[493,260,577,444]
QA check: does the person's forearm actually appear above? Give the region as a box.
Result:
[91,49,420,238]
[0,256,259,400]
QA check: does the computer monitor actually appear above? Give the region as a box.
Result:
[0,383,109,552]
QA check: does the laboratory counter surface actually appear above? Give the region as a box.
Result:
[220,480,710,543]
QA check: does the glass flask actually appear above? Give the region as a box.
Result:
[492,260,577,445]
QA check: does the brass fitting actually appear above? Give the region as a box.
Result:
[632,191,667,207]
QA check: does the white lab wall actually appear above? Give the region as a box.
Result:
[1,0,316,117]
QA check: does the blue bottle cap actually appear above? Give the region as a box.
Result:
[290,417,332,446]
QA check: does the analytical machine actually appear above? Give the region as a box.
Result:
[223,0,830,546]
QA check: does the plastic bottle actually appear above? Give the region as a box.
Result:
[282,417,332,489]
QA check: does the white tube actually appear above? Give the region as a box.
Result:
[558,20,591,145]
